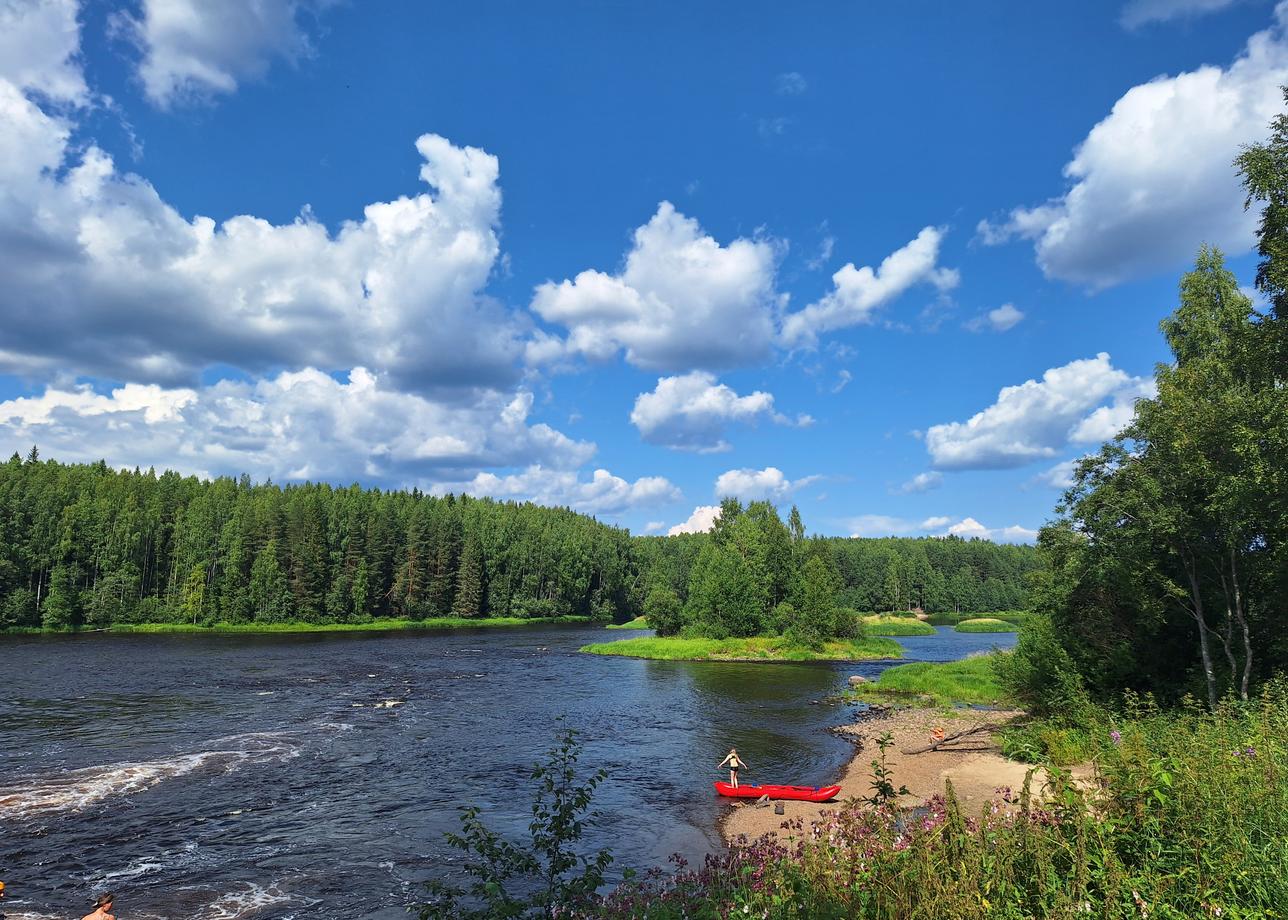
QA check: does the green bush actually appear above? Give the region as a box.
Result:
[994,615,1095,722]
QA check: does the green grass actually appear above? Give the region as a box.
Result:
[81,615,595,635]
[862,615,937,636]
[605,615,651,630]
[847,653,1011,707]
[953,617,1019,633]
[579,635,903,662]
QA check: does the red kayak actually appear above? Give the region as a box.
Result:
[714,781,841,802]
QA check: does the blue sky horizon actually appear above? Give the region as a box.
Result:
[0,0,1281,540]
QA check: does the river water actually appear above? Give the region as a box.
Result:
[0,624,1013,919]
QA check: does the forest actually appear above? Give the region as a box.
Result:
[0,455,1038,631]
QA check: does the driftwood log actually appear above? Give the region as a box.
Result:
[901,723,993,755]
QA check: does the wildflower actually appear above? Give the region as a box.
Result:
[1110,730,1122,745]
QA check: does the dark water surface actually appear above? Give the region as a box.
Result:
[0,624,1013,919]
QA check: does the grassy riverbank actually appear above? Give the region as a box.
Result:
[862,615,937,636]
[6,615,597,636]
[589,682,1288,918]
[953,617,1018,633]
[579,635,902,662]
[605,615,651,629]
[847,653,1010,707]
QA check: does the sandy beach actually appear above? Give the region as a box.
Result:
[722,707,1047,844]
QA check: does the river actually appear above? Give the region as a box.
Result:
[0,624,1014,919]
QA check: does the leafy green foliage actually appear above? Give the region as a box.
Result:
[414,727,614,920]
[1031,245,1287,706]
[861,731,910,810]
[993,614,1093,722]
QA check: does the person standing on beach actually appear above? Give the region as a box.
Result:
[82,892,115,920]
[719,748,747,788]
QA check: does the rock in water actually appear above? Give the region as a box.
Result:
[848,675,868,686]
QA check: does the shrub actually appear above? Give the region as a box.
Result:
[413,727,614,919]
[642,586,682,636]
[994,614,1094,722]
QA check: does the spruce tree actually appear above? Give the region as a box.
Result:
[452,533,485,618]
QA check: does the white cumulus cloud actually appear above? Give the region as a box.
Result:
[630,372,807,452]
[925,353,1150,470]
[118,0,324,107]
[668,505,722,536]
[0,80,520,392]
[843,514,1035,542]
[443,466,681,516]
[780,227,959,347]
[0,369,593,486]
[945,518,1039,543]
[0,0,86,104]
[1031,459,1081,490]
[530,202,783,371]
[978,4,1288,288]
[713,466,820,502]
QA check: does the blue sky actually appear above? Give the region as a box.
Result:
[0,0,1281,539]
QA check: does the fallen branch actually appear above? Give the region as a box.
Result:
[901,723,994,754]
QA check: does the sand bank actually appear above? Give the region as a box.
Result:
[722,706,1050,843]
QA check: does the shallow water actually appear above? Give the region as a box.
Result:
[0,623,1012,918]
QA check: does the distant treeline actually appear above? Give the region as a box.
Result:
[0,453,1040,630]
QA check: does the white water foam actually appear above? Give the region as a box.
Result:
[199,882,312,920]
[0,732,298,822]
[84,841,201,885]
[5,882,309,920]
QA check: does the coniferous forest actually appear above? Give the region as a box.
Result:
[0,453,1038,631]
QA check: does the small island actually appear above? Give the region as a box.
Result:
[580,634,901,661]
[862,615,937,636]
[582,502,906,662]
[954,616,1019,633]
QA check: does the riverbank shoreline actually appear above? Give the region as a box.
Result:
[579,635,903,662]
[0,615,597,636]
[720,705,1038,844]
